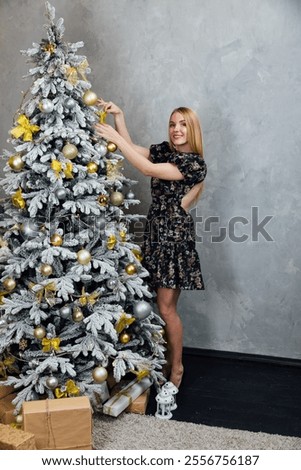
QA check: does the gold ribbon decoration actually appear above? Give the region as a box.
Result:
[64,161,74,179]
[51,160,73,179]
[0,356,18,379]
[64,59,89,85]
[115,311,135,334]
[76,58,89,81]
[131,249,143,262]
[64,66,78,86]
[42,42,56,54]
[106,160,123,180]
[107,234,117,250]
[10,114,40,142]
[130,369,150,382]
[119,230,127,242]
[30,281,57,305]
[54,379,80,398]
[98,110,107,124]
[79,287,100,307]
[0,291,8,305]
[11,188,26,209]
[42,337,61,353]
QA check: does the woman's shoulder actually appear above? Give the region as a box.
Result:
[149,141,171,155]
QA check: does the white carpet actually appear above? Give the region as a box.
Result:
[93,413,301,450]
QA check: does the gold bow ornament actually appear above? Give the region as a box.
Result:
[115,311,135,334]
[41,337,61,353]
[29,281,57,305]
[54,379,80,398]
[64,59,89,86]
[42,42,56,54]
[51,159,73,179]
[79,287,100,307]
[98,110,107,124]
[107,234,117,250]
[10,114,40,142]
[106,160,123,180]
[130,369,150,382]
[11,188,26,209]
[0,355,18,379]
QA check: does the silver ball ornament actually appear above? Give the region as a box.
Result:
[126,190,136,200]
[60,305,72,318]
[55,188,67,200]
[133,300,152,320]
[92,366,108,383]
[106,279,118,290]
[21,220,40,239]
[94,143,107,157]
[39,99,54,113]
[95,215,106,230]
[46,376,59,390]
[64,97,76,109]
[0,318,7,330]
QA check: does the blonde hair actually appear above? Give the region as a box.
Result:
[169,107,205,206]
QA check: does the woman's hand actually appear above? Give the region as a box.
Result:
[97,98,122,116]
[94,122,120,144]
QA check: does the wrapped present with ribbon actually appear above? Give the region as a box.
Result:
[0,393,17,424]
[0,423,36,450]
[126,389,150,415]
[22,396,92,450]
[103,376,152,418]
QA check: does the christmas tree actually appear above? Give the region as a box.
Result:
[0,2,165,415]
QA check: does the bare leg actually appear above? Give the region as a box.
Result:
[156,287,184,388]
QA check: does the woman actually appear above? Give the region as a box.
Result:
[95,101,207,388]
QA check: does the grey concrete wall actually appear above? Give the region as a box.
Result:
[1,0,301,359]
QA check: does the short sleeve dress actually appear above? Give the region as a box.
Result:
[141,141,207,290]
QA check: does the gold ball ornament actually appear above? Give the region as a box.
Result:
[34,325,46,339]
[83,90,98,106]
[50,233,63,246]
[110,191,124,207]
[77,248,92,265]
[87,161,98,173]
[119,332,131,344]
[125,263,137,275]
[107,141,117,153]
[62,143,78,160]
[72,307,84,322]
[8,154,24,172]
[98,194,109,206]
[2,277,16,292]
[92,366,108,383]
[40,264,53,276]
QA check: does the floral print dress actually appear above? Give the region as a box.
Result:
[142,141,207,290]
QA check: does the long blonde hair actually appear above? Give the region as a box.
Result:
[169,107,205,205]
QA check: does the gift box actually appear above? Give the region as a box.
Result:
[0,381,15,400]
[22,396,92,450]
[0,423,36,450]
[103,377,152,417]
[126,389,150,415]
[92,381,110,409]
[0,393,17,424]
